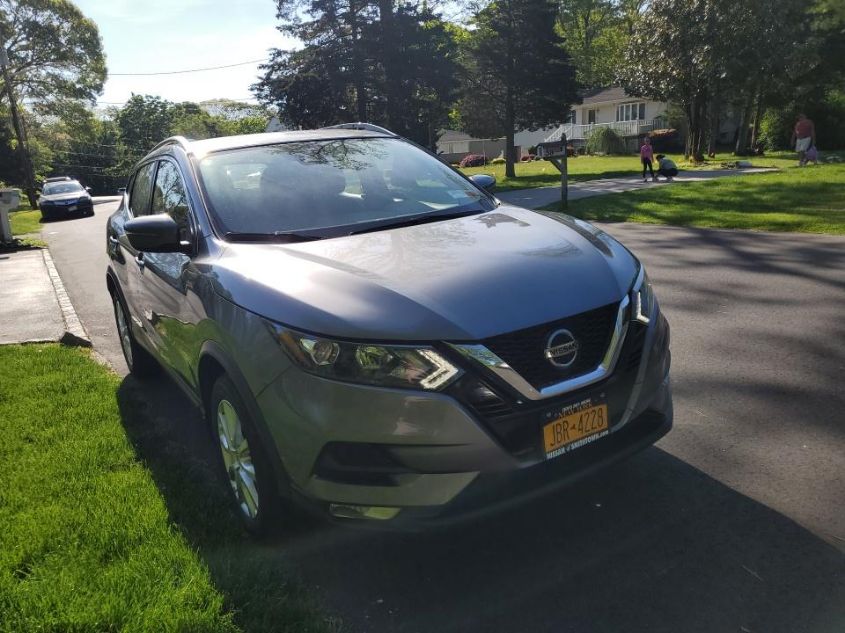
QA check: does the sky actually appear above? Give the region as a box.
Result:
[73,0,298,106]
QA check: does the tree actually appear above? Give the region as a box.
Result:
[461,0,578,177]
[254,0,460,147]
[114,95,175,169]
[621,0,827,160]
[557,0,623,89]
[0,0,106,109]
[620,0,749,160]
[0,0,105,203]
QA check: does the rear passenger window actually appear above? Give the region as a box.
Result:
[151,161,191,237]
[129,162,156,216]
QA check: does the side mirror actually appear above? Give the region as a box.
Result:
[468,174,496,192]
[117,187,127,194]
[85,186,92,192]
[125,215,184,253]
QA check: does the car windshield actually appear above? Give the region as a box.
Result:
[43,182,84,195]
[196,137,494,239]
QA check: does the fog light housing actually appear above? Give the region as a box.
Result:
[329,504,401,520]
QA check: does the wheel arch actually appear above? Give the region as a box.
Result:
[198,341,291,493]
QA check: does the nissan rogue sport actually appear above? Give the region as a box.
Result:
[106,124,672,534]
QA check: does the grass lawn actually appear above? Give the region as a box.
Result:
[0,344,332,633]
[543,161,845,234]
[460,151,801,192]
[9,209,41,236]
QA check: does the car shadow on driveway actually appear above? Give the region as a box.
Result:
[114,373,844,633]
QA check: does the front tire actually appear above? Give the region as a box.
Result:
[111,291,158,377]
[209,375,282,537]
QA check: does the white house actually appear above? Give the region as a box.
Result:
[538,86,669,154]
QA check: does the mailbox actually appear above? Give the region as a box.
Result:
[0,188,22,243]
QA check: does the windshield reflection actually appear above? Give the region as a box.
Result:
[197,137,494,239]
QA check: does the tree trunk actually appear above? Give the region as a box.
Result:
[505,90,516,178]
[378,0,397,130]
[707,87,721,158]
[1,65,37,207]
[749,88,764,151]
[686,98,706,162]
[350,3,367,121]
[734,93,754,155]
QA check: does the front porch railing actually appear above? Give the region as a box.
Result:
[544,119,667,143]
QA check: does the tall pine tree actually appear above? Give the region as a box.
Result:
[254,0,459,148]
[460,0,579,177]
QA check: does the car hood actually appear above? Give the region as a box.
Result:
[40,192,89,202]
[210,206,639,341]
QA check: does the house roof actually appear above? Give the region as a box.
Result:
[580,86,631,105]
[438,129,473,142]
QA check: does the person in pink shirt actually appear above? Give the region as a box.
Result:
[640,137,656,182]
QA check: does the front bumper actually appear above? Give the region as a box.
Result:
[40,199,93,217]
[255,306,672,526]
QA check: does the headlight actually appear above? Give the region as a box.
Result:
[632,266,654,325]
[271,325,462,391]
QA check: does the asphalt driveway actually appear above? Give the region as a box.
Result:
[45,199,845,633]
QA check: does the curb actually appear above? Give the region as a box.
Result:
[42,249,91,348]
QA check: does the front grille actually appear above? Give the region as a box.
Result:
[451,315,647,458]
[483,302,620,390]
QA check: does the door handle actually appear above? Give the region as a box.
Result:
[135,252,145,268]
[108,235,119,245]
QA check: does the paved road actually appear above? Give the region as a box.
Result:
[46,199,845,633]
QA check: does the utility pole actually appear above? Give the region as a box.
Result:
[0,42,37,208]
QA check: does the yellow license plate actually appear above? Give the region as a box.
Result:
[543,402,609,459]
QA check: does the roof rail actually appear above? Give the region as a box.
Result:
[321,122,397,136]
[148,135,192,153]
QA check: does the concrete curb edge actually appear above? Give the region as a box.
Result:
[42,248,91,348]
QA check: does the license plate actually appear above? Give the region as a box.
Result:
[543,400,609,459]
[68,205,77,211]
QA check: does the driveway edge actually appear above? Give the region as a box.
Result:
[42,248,91,348]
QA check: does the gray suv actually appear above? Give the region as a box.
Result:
[106,126,672,534]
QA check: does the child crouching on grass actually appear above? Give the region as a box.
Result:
[640,137,656,182]
[655,154,678,181]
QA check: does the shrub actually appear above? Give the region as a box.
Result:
[648,128,682,152]
[585,127,626,155]
[459,154,487,168]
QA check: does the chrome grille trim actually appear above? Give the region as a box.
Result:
[450,295,630,401]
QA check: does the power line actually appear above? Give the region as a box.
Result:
[109,59,267,77]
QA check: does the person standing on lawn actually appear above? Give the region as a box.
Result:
[790,113,816,166]
[640,137,656,182]
[655,154,678,181]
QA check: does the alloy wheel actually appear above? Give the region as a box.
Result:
[216,398,259,519]
[114,296,133,368]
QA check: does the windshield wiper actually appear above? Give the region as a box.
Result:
[223,231,321,243]
[346,208,487,236]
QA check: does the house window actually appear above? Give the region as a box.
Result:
[587,109,597,124]
[616,102,647,122]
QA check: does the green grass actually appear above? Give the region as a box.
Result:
[0,344,333,633]
[543,161,845,234]
[459,151,801,192]
[8,209,41,236]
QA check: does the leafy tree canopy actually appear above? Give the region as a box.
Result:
[0,0,106,113]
